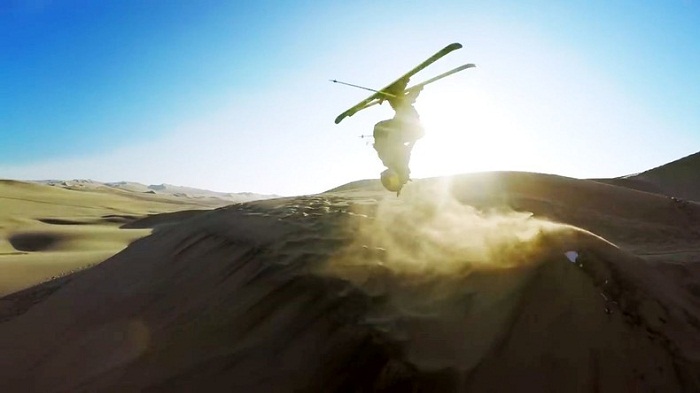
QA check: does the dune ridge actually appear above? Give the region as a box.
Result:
[0,173,699,391]
[594,150,700,201]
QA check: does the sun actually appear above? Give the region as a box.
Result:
[410,86,528,178]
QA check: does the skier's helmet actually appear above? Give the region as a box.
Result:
[380,169,402,192]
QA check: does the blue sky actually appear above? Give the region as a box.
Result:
[2,1,699,195]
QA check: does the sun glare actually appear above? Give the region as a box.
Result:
[411,86,527,179]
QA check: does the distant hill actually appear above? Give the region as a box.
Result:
[594,151,700,201]
[33,179,278,204]
[324,179,385,193]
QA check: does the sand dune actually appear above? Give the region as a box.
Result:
[0,172,699,392]
[0,180,235,296]
[595,150,700,201]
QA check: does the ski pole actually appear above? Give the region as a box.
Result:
[329,79,396,98]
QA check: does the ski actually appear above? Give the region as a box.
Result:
[334,42,463,124]
[403,63,475,94]
[336,63,476,115]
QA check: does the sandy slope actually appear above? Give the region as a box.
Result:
[0,180,229,296]
[595,150,700,201]
[0,172,699,392]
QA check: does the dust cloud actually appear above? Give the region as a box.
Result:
[331,180,576,277]
[321,181,583,370]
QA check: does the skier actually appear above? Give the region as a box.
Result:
[332,43,473,194]
[372,81,424,193]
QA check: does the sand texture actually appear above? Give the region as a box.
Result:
[0,179,242,296]
[0,172,699,392]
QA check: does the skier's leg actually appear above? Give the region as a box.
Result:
[373,119,395,168]
[391,142,413,183]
